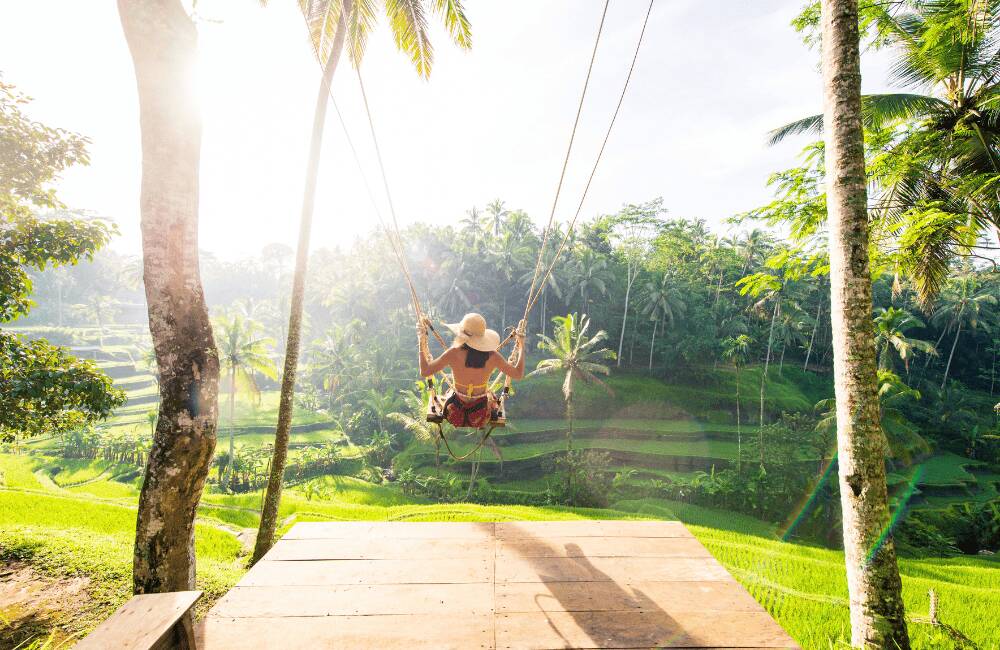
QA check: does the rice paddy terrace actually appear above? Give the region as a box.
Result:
[4,327,1000,647]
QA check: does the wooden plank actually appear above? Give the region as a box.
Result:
[496,611,798,649]
[284,521,496,540]
[198,614,494,649]
[496,521,691,539]
[240,558,493,586]
[496,556,733,584]
[498,536,710,559]
[76,591,201,650]
[265,536,492,561]
[211,583,495,617]
[496,580,765,614]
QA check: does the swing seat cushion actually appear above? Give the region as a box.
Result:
[426,392,505,428]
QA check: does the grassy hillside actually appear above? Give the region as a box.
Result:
[2,452,997,649]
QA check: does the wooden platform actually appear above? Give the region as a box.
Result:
[198,521,799,649]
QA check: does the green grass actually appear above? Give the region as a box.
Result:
[506,418,758,434]
[407,437,745,464]
[3,451,998,648]
[514,368,831,421]
[0,488,244,644]
[915,453,984,487]
[66,478,139,500]
[0,455,46,490]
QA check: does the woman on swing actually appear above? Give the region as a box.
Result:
[418,312,527,429]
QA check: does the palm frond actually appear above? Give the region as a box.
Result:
[432,0,471,49]
[384,0,433,78]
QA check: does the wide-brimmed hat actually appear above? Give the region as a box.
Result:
[444,313,500,352]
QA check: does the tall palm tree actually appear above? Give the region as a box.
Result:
[253,0,472,565]
[486,198,508,237]
[531,314,615,452]
[773,1,1000,305]
[308,320,363,409]
[490,231,532,330]
[820,0,910,645]
[118,0,221,596]
[873,306,936,372]
[737,272,784,429]
[214,313,278,486]
[639,273,686,370]
[568,249,612,314]
[722,334,752,473]
[932,274,997,387]
[73,295,119,347]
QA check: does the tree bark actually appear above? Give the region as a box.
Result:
[821,1,910,646]
[759,298,779,429]
[941,320,962,389]
[252,0,351,565]
[616,264,636,367]
[804,301,823,371]
[118,0,220,595]
[227,366,236,488]
[648,319,657,370]
[735,364,742,474]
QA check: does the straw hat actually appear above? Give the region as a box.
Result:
[444,313,500,352]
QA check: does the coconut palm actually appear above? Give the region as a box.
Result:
[773,1,1000,305]
[873,307,937,372]
[214,313,278,486]
[819,0,910,643]
[490,231,532,330]
[639,273,687,370]
[72,295,119,347]
[815,370,928,462]
[531,314,616,452]
[308,320,364,409]
[486,198,508,237]
[254,0,471,565]
[722,334,752,473]
[567,249,612,314]
[932,274,997,388]
[736,272,784,429]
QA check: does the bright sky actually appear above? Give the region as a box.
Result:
[1,0,891,259]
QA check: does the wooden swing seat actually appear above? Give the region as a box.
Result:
[425,391,506,428]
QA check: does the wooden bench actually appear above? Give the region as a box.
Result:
[76,591,201,650]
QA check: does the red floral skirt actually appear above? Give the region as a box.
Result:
[443,391,495,429]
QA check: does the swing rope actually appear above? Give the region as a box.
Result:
[522,0,612,310]
[500,0,656,350]
[301,0,656,460]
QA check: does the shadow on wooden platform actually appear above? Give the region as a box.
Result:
[197,521,799,649]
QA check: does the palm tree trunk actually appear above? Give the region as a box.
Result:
[821,1,910,645]
[565,375,574,453]
[941,321,962,389]
[804,302,822,370]
[616,265,635,367]
[228,366,236,488]
[118,0,220,595]
[466,459,479,501]
[648,319,657,371]
[760,299,779,429]
[56,282,64,327]
[925,326,949,368]
[735,365,742,474]
[96,307,105,347]
[540,289,547,337]
[991,344,996,396]
[253,1,351,566]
